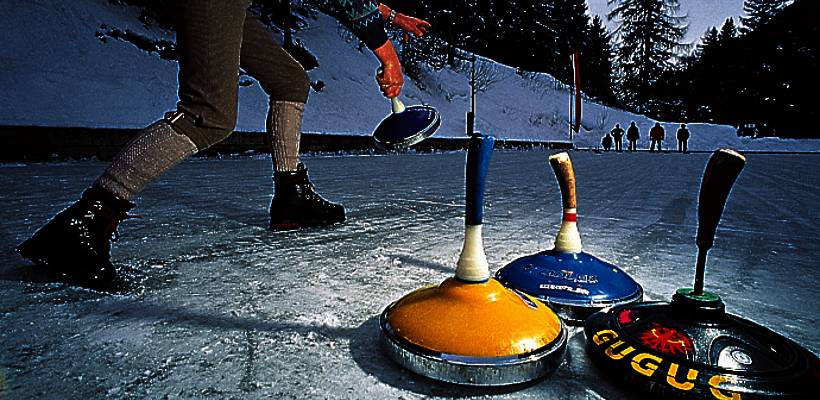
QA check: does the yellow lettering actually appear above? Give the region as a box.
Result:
[631,353,663,377]
[604,340,635,360]
[708,375,741,400]
[592,329,618,346]
[667,363,698,391]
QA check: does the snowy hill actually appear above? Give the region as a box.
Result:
[1,0,818,152]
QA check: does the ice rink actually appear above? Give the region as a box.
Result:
[1,150,817,399]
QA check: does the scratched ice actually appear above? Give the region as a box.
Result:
[1,151,817,399]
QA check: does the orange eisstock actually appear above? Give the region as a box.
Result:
[384,278,562,357]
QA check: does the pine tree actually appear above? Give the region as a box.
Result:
[454,1,497,59]
[583,16,615,103]
[517,0,561,73]
[740,0,789,35]
[490,0,533,64]
[545,0,590,83]
[697,26,720,58]
[607,0,688,110]
[718,17,737,42]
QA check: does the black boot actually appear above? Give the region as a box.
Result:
[16,186,134,288]
[269,163,345,230]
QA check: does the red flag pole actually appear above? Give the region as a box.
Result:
[568,54,574,142]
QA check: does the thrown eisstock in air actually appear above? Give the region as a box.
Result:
[379,135,567,386]
[584,149,819,399]
[495,152,643,324]
[371,68,440,150]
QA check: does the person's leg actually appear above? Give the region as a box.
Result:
[17,0,251,287]
[239,13,344,230]
[95,118,198,201]
[98,0,252,200]
[240,12,309,173]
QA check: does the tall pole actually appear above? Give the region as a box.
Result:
[467,56,476,137]
[471,57,476,119]
[447,0,454,66]
[568,72,574,142]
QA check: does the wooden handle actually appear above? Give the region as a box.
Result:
[696,149,746,250]
[549,152,577,209]
[693,148,745,294]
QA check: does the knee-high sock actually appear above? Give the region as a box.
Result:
[94,120,198,200]
[267,100,305,173]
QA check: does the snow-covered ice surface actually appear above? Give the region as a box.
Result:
[1,151,818,399]
[2,0,819,152]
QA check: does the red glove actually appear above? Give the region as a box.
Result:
[378,4,431,38]
[373,41,403,98]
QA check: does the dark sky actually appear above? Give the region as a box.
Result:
[587,0,746,44]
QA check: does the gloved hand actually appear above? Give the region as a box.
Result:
[378,4,431,38]
[373,41,403,98]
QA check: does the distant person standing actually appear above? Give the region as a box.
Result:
[649,122,665,152]
[610,124,624,151]
[676,123,690,153]
[626,121,639,152]
[601,133,613,151]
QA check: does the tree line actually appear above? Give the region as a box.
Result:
[379,0,814,138]
[103,0,816,138]
[651,0,816,138]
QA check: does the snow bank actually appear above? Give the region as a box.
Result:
[1,0,818,152]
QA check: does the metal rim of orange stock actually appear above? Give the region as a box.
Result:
[380,277,567,386]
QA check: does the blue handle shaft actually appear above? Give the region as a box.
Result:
[465,135,495,225]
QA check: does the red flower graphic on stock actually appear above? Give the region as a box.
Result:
[638,323,693,356]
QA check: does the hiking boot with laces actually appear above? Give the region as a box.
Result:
[16,186,134,288]
[269,163,345,230]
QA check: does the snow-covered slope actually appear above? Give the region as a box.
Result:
[1,0,818,152]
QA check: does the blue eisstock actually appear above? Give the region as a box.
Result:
[497,250,643,308]
[495,151,643,323]
[464,135,495,226]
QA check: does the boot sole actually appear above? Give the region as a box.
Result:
[16,238,117,289]
[16,239,50,268]
[269,218,345,231]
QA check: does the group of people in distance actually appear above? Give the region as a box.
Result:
[601,122,690,153]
